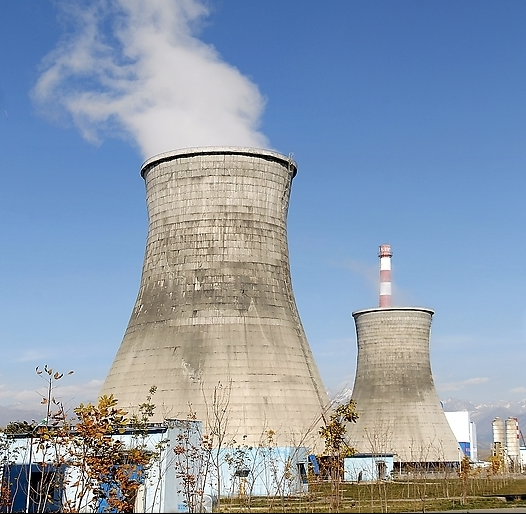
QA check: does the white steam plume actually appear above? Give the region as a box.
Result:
[31,0,269,159]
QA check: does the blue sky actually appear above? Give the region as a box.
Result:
[1,0,525,419]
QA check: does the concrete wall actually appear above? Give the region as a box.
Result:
[348,307,461,463]
[211,446,309,498]
[344,454,395,482]
[101,147,329,449]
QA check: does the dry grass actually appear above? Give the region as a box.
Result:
[216,476,526,512]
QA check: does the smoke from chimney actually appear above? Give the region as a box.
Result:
[31,0,269,158]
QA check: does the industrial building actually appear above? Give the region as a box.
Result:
[0,421,309,513]
[444,410,478,462]
[343,453,395,482]
[346,246,461,467]
[101,147,329,449]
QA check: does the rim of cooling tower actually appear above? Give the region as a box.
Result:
[352,306,434,318]
[140,146,298,179]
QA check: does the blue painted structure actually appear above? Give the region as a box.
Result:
[1,420,310,512]
[344,453,395,482]
[459,442,471,458]
[1,464,63,513]
[211,446,309,498]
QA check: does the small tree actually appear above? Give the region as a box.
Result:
[202,379,233,511]
[458,455,471,505]
[171,410,213,514]
[67,390,159,513]
[18,365,75,513]
[1,366,162,513]
[319,399,358,512]
[36,365,74,426]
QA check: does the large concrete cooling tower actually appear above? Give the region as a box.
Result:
[348,306,460,463]
[101,147,329,447]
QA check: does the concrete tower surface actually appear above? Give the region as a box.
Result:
[101,147,329,447]
[348,307,460,463]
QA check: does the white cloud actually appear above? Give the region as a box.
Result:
[510,386,526,394]
[15,349,48,363]
[438,377,489,392]
[0,379,103,411]
[31,0,269,159]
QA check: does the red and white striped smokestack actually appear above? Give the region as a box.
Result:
[379,244,392,307]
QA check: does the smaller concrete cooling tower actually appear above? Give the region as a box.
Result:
[347,247,460,464]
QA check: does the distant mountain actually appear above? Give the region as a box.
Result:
[0,405,45,429]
